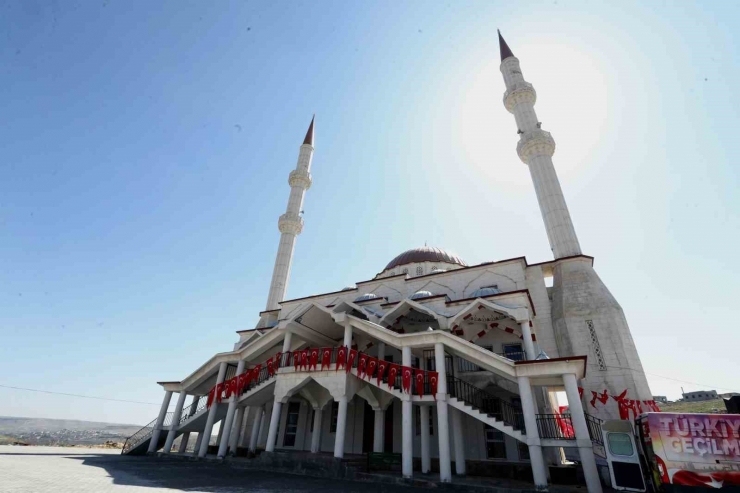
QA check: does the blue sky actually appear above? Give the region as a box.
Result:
[1,0,738,425]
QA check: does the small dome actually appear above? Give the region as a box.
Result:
[341,286,354,291]
[384,246,467,271]
[410,290,434,300]
[355,293,378,302]
[471,286,501,298]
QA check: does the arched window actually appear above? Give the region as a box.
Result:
[402,268,408,274]
[416,266,423,275]
[431,266,438,271]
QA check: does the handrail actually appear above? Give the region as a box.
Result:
[446,375,525,432]
[121,411,173,455]
[535,413,603,444]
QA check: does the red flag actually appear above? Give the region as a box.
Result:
[309,348,319,371]
[346,349,358,373]
[293,350,301,371]
[636,400,644,415]
[207,387,215,408]
[267,357,275,376]
[238,373,248,394]
[357,353,368,379]
[414,369,425,397]
[223,379,232,399]
[320,347,332,370]
[401,366,412,393]
[428,371,439,399]
[556,406,575,438]
[578,387,584,400]
[300,349,309,370]
[336,346,347,371]
[215,382,224,403]
[366,357,377,380]
[275,352,282,369]
[597,390,609,405]
[386,363,400,389]
[376,359,388,386]
[253,364,262,384]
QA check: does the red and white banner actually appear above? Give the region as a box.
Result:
[357,353,368,379]
[346,349,358,373]
[386,363,400,389]
[336,346,347,371]
[293,351,301,371]
[309,348,319,371]
[401,366,412,394]
[266,357,275,376]
[376,359,388,386]
[366,356,377,380]
[300,349,309,371]
[428,371,439,399]
[414,369,425,397]
[321,347,332,370]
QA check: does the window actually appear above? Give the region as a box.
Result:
[518,442,530,461]
[431,266,438,271]
[607,432,634,457]
[502,343,524,361]
[414,407,434,436]
[330,401,339,433]
[282,402,301,447]
[402,268,408,274]
[485,425,506,459]
[416,266,423,275]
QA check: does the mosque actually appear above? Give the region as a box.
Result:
[123,32,655,492]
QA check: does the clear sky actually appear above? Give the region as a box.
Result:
[1,0,738,426]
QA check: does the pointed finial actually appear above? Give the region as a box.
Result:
[498,29,515,61]
[303,114,315,146]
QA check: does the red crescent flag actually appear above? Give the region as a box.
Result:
[578,387,584,400]
[414,369,425,397]
[223,378,232,399]
[401,366,412,393]
[238,373,247,393]
[366,357,377,380]
[266,357,275,376]
[228,377,238,398]
[293,351,301,371]
[215,382,224,403]
[428,371,438,399]
[346,349,358,373]
[386,363,400,389]
[207,387,215,408]
[376,360,387,386]
[244,368,253,388]
[336,346,347,371]
[253,364,262,384]
[300,349,309,370]
[320,347,332,370]
[357,353,368,379]
[309,348,319,371]
[275,352,282,369]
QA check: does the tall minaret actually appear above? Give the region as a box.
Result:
[265,116,315,311]
[498,31,581,259]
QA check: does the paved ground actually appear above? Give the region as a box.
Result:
[0,445,431,493]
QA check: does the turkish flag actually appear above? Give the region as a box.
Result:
[253,364,262,384]
[376,360,387,386]
[267,357,275,376]
[238,373,248,394]
[366,357,377,380]
[669,470,740,487]
[578,387,584,399]
[428,371,439,398]
[401,366,412,394]
[300,349,309,370]
[215,382,224,403]
[321,347,332,370]
[207,387,215,408]
[336,346,347,371]
[309,348,319,371]
[386,363,400,389]
[244,368,254,388]
[293,350,301,371]
[223,377,234,398]
[275,352,282,369]
[414,369,425,397]
[357,353,368,379]
[346,349,358,373]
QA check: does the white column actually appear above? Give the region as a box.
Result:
[377,342,386,361]
[198,362,227,458]
[148,390,173,453]
[333,396,349,458]
[434,343,452,482]
[249,406,264,453]
[164,391,188,453]
[518,376,549,490]
[239,407,252,448]
[343,322,353,347]
[451,407,466,475]
[215,419,225,446]
[564,373,603,493]
[420,405,431,474]
[401,346,413,478]
[373,408,385,453]
[218,360,245,458]
[310,407,323,453]
[178,432,190,454]
[265,399,283,452]
[229,406,245,454]
[193,432,203,454]
[282,331,293,355]
[519,320,537,360]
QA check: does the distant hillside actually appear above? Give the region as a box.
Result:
[660,400,727,414]
[0,416,143,447]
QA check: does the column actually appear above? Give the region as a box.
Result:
[343,322,353,347]
[249,406,264,453]
[434,343,452,482]
[518,375,549,490]
[239,407,252,448]
[198,362,227,458]
[310,407,323,453]
[373,408,385,453]
[451,407,466,475]
[420,405,431,473]
[377,342,385,361]
[564,373,603,493]
[265,399,283,452]
[148,390,173,453]
[401,346,413,478]
[333,396,349,458]
[519,320,537,360]
[282,330,293,353]
[178,432,191,454]
[193,432,203,454]
[229,406,245,454]
[164,391,188,453]
[218,360,246,458]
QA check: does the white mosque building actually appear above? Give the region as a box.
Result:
[123,33,656,492]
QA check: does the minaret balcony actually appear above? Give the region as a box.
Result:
[503,81,536,112]
[288,169,312,190]
[278,213,304,235]
[516,129,556,163]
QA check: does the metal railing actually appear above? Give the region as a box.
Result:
[446,375,525,432]
[457,352,527,372]
[535,413,604,444]
[122,411,174,455]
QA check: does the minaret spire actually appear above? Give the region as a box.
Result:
[499,32,582,258]
[265,116,315,311]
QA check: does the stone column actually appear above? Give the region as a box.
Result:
[265,399,283,452]
[517,375,548,490]
[215,419,225,447]
[310,407,323,453]
[373,408,385,453]
[249,406,264,453]
[401,346,413,478]
[564,373,602,493]
[239,407,252,448]
[519,320,537,360]
[377,342,385,361]
[148,390,173,453]
[434,343,452,482]
[282,330,293,353]
[193,432,203,454]
[229,406,245,454]
[218,360,246,458]
[178,432,191,454]
[451,407,466,475]
[343,322,353,347]
[164,391,188,453]
[333,396,349,458]
[420,405,431,473]
[198,362,227,458]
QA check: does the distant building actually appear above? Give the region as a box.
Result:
[653,396,668,403]
[682,390,718,401]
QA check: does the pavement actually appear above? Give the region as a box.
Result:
[0,445,432,493]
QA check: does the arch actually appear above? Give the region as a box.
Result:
[379,299,447,332]
[448,298,531,342]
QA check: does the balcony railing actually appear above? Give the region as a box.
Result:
[535,413,603,445]
[446,375,525,432]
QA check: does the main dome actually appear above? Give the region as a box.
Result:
[384,246,467,271]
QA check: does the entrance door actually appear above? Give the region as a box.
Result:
[384,402,394,453]
[362,401,374,453]
[282,402,300,447]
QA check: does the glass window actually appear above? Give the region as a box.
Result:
[282,402,301,447]
[503,344,524,361]
[607,432,634,457]
[416,266,423,275]
[330,401,339,433]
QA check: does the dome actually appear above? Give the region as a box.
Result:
[384,246,467,271]
[410,290,434,300]
[355,293,378,302]
[471,286,501,298]
[341,286,354,291]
